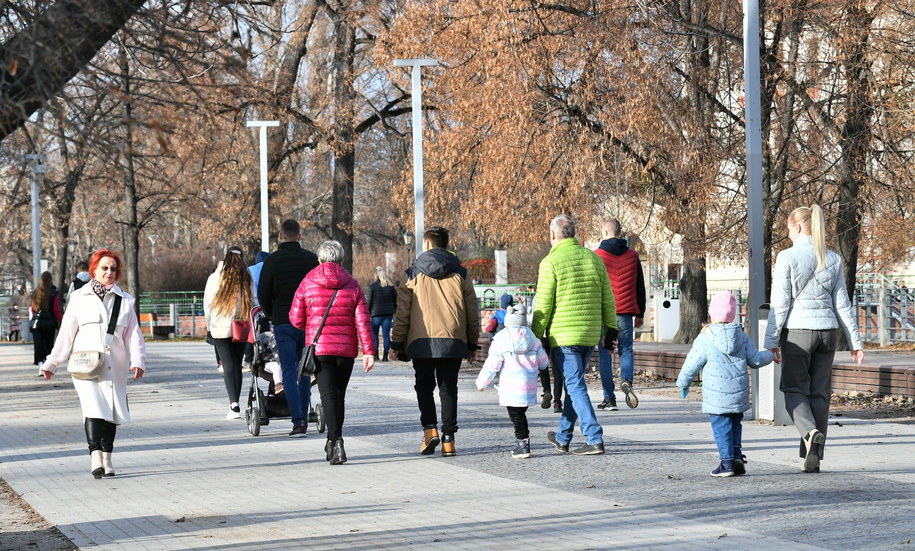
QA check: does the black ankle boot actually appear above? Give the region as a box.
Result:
[330,438,347,465]
[382,352,389,362]
[325,439,334,462]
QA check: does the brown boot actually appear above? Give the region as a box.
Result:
[420,428,440,455]
[441,434,456,457]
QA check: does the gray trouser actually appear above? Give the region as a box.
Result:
[780,328,837,458]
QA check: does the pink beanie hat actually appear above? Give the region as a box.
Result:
[708,291,737,323]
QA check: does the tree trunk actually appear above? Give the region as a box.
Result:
[119,46,141,310]
[330,17,356,271]
[0,0,146,139]
[674,218,708,344]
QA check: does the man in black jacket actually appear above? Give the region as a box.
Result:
[257,219,319,437]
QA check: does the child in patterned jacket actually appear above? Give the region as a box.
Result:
[476,303,550,459]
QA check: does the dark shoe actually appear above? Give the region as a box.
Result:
[597,397,618,411]
[330,438,347,465]
[547,431,569,453]
[733,452,747,475]
[552,401,563,413]
[541,393,552,409]
[571,442,605,455]
[441,434,456,457]
[803,430,826,472]
[420,427,440,455]
[325,439,334,462]
[711,460,735,477]
[621,380,639,409]
[382,352,389,362]
[288,423,308,438]
[511,439,531,459]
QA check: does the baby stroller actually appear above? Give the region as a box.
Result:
[245,306,325,436]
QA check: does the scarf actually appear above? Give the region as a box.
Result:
[89,279,114,302]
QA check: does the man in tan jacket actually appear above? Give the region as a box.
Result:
[391,226,480,457]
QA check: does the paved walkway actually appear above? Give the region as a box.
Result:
[0,342,913,550]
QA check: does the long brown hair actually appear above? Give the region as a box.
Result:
[31,272,53,311]
[211,246,253,319]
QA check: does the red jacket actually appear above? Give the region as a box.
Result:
[595,239,646,316]
[288,262,374,358]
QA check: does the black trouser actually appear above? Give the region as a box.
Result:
[507,406,529,440]
[33,327,55,365]
[213,338,246,405]
[413,357,461,436]
[85,418,117,453]
[9,330,19,341]
[315,356,355,441]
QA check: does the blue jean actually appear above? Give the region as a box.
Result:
[598,314,634,400]
[709,413,743,461]
[552,346,603,445]
[371,315,393,355]
[274,323,311,426]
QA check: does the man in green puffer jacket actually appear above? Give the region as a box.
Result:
[531,214,617,456]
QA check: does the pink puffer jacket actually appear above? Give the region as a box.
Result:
[288,262,374,358]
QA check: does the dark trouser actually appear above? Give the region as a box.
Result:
[85,418,117,453]
[243,342,253,364]
[315,356,355,441]
[780,328,836,458]
[8,330,19,341]
[507,406,529,440]
[33,328,55,365]
[413,357,461,436]
[214,338,247,405]
[551,363,564,402]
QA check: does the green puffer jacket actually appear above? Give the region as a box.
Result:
[531,238,617,348]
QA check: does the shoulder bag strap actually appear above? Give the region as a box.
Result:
[311,289,339,345]
[104,295,123,350]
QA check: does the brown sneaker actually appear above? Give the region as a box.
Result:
[420,428,440,455]
[441,434,456,457]
[288,424,307,438]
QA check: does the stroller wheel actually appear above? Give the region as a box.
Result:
[248,407,261,436]
[317,403,326,433]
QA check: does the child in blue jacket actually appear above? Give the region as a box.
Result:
[677,291,777,477]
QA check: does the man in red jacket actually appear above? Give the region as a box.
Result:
[595,219,646,410]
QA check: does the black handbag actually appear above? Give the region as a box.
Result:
[30,310,56,331]
[297,289,338,381]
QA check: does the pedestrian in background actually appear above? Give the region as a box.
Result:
[30,271,62,375]
[764,204,864,473]
[204,246,254,420]
[289,240,375,465]
[7,304,21,341]
[39,248,146,479]
[677,291,776,477]
[476,303,550,459]
[366,266,397,362]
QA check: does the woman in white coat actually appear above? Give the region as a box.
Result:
[40,249,147,478]
[764,205,864,473]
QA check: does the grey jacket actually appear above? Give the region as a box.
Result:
[763,235,863,350]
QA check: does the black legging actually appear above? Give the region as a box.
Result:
[33,327,56,365]
[85,418,117,453]
[315,356,355,441]
[213,338,246,404]
[507,406,529,440]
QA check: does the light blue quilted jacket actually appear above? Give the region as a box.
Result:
[677,323,775,414]
[763,235,863,350]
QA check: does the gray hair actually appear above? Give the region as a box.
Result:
[317,240,344,264]
[550,214,576,239]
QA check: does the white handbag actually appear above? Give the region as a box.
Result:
[67,295,122,381]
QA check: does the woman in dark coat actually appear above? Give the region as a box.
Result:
[366,266,398,361]
[30,271,62,374]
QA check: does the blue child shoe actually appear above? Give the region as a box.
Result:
[711,460,735,477]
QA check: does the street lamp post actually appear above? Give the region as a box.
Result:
[403,230,415,271]
[246,120,280,252]
[394,58,438,258]
[25,154,45,288]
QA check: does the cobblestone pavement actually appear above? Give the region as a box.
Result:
[0,342,913,550]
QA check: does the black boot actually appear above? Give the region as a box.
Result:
[382,352,389,362]
[330,438,347,465]
[325,439,334,462]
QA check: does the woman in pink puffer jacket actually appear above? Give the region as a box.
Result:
[289,240,375,465]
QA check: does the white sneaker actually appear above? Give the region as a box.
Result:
[226,409,241,420]
[217,364,224,373]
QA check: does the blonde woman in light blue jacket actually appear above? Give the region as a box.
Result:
[764,205,864,474]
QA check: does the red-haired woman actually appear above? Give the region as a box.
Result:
[204,246,254,420]
[39,249,147,479]
[29,271,63,374]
